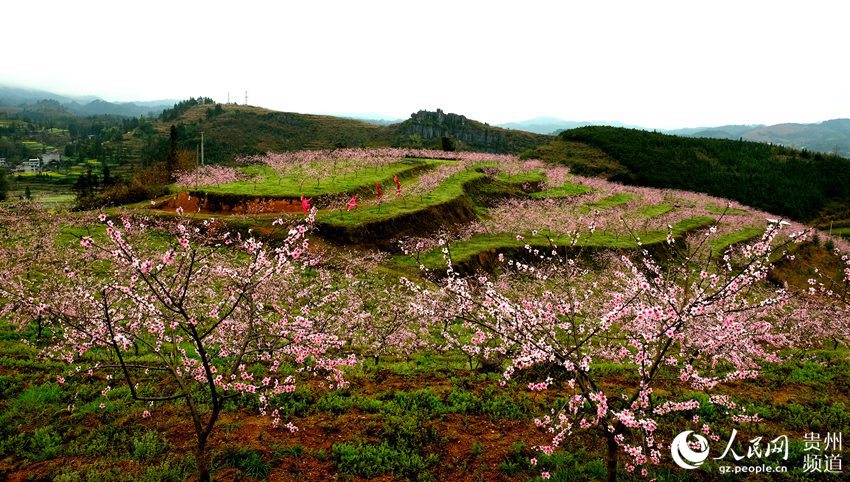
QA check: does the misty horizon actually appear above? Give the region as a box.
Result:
[3,81,848,134]
[4,1,850,130]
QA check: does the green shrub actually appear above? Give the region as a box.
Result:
[481,393,528,420]
[30,426,62,460]
[139,454,196,482]
[498,442,531,476]
[264,387,314,418]
[220,447,271,480]
[132,430,169,460]
[382,414,438,450]
[389,388,444,415]
[316,391,354,414]
[446,389,481,413]
[332,441,436,480]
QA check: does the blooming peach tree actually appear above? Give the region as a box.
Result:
[788,244,850,349]
[4,210,357,481]
[406,221,806,481]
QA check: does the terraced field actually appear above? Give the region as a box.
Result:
[158,148,814,263]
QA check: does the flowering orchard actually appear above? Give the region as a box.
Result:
[2,147,850,480]
[174,165,248,188]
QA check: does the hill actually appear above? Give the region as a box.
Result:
[389,110,548,153]
[527,126,850,222]
[669,119,850,157]
[157,104,551,163]
[165,103,392,160]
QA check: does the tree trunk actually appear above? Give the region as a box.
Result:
[606,432,618,482]
[196,437,211,482]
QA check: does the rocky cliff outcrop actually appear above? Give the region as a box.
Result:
[392,109,550,154]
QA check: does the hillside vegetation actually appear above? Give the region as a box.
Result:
[160,103,550,163]
[541,126,850,222]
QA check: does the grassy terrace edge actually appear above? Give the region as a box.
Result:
[318,170,486,227]
[404,216,717,270]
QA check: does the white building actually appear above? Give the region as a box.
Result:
[20,159,42,173]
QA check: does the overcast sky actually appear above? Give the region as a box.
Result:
[3,0,849,129]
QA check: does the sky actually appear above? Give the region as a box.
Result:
[3,0,850,129]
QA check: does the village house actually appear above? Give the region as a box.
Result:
[15,159,43,174]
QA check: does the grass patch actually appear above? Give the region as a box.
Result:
[218,447,271,479]
[530,182,592,198]
[13,171,66,178]
[496,170,546,184]
[637,203,675,217]
[12,382,63,413]
[710,227,763,255]
[706,204,748,215]
[332,441,437,479]
[829,226,850,237]
[132,430,170,460]
[578,193,638,213]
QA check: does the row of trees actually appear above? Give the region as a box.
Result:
[2,204,847,480]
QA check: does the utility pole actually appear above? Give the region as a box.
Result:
[201,131,205,166]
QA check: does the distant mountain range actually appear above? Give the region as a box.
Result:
[0,84,176,117]
[497,117,642,135]
[327,113,404,126]
[666,120,850,157]
[497,116,850,157]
